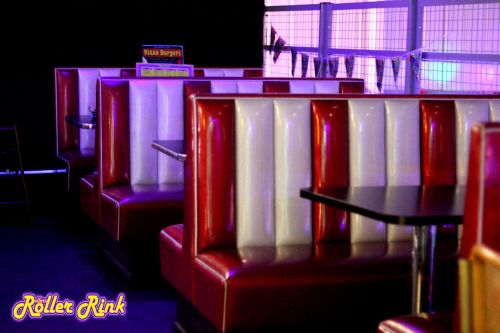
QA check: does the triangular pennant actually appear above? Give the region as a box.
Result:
[269,26,276,54]
[391,57,401,88]
[291,48,297,77]
[410,51,422,82]
[375,58,385,93]
[273,37,286,63]
[344,55,355,79]
[301,53,309,78]
[314,57,321,78]
[328,57,339,78]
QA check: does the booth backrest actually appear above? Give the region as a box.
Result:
[187,95,500,256]
[194,68,263,78]
[99,77,364,192]
[461,123,500,258]
[55,68,131,154]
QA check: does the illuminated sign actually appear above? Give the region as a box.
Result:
[142,45,184,64]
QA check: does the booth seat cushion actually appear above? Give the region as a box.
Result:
[58,148,95,191]
[100,184,184,242]
[160,225,190,298]
[193,243,414,332]
[378,312,455,333]
[80,172,99,222]
[192,241,459,333]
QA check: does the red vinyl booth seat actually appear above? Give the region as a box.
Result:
[55,68,133,193]
[158,94,500,332]
[378,122,500,333]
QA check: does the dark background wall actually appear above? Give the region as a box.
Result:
[0,1,264,170]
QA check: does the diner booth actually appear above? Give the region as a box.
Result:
[1,0,500,332]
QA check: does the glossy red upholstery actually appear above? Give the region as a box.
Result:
[55,69,93,192]
[96,80,184,244]
[421,100,458,238]
[80,172,99,223]
[119,69,136,77]
[263,80,290,93]
[378,122,500,333]
[55,68,131,193]
[158,94,500,332]
[165,97,416,332]
[195,100,237,252]
[311,100,350,244]
[339,81,365,93]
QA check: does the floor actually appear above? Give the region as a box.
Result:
[0,174,177,333]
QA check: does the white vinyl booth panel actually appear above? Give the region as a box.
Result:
[203,69,225,77]
[237,81,264,93]
[211,80,238,93]
[99,68,122,77]
[455,100,490,185]
[129,81,158,185]
[78,69,99,150]
[236,99,275,248]
[129,80,184,186]
[489,100,500,121]
[274,99,312,246]
[223,69,245,77]
[157,81,185,183]
[348,99,387,243]
[385,100,420,241]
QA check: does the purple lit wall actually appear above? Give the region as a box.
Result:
[264,0,500,94]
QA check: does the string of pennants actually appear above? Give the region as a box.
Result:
[269,26,423,92]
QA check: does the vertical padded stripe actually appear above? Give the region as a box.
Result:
[194,69,205,77]
[203,69,225,77]
[243,69,263,77]
[455,100,490,185]
[385,100,420,241]
[78,69,99,150]
[420,100,457,186]
[157,81,185,184]
[100,80,130,189]
[235,99,275,247]
[460,124,483,258]
[289,80,315,93]
[129,80,158,185]
[420,100,457,238]
[274,99,312,246]
[184,82,211,256]
[196,99,237,253]
[211,80,238,93]
[223,69,244,77]
[339,81,364,94]
[311,100,350,244]
[489,100,500,121]
[482,126,500,254]
[236,81,263,93]
[99,68,122,77]
[348,100,387,243]
[263,81,290,93]
[56,69,79,151]
[314,81,340,93]
[120,69,136,77]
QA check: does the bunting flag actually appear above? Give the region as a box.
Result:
[314,57,321,78]
[301,53,309,78]
[328,57,339,78]
[269,26,276,54]
[410,51,422,82]
[291,48,297,77]
[375,58,385,93]
[273,37,286,63]
[344,55,355,79]
[391,56,401,87]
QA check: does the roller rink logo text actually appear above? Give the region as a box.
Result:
[11,293,126,322]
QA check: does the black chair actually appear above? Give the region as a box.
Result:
[0,125,30,222]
